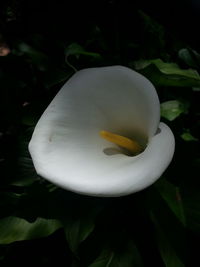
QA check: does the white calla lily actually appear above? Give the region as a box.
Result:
[29,66,175,197]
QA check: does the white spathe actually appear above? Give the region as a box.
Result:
[29,66,175,197]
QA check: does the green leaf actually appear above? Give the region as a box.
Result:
[181,132,198,142]
[192,87,200,91]
[151,213,185,267]
[63,198,104,253]
[178,48,200,69]
[133,59,200,87]
[0,216,62,244]
[161,100,189,121]
[65,43,101,59]
[65,42,101,72]
[134,58,199,78]
[88,250,117,267]
[88,242,143,267]
[148,188,186,265]
[64,216,95,253]
[155,179,186,225]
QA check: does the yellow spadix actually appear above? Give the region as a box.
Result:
[100,130,143,155]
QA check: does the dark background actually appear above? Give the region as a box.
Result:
[0,1,200,266]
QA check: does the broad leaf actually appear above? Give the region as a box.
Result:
[151,213,185,267]
[148,188,186,265]
[88,242,143,267]
[133,59,200,87]
[0,216,62,244]
[161,100,189,121]
[134,58,199,78]
[155,179,186,225]
[178,48,200,69]
[63,198,104,253]
[64,216,95,253]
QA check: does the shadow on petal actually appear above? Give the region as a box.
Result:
[155,127,161,135]
[103,147,139,157]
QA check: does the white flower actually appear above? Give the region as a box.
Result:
[29,66,175,197]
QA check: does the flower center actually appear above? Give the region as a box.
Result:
[100,130,143,156]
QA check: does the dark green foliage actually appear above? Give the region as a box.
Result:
[0,1,200,266]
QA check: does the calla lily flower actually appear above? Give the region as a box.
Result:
[29,66,175,197]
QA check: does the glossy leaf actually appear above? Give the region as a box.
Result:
[148,188,186,265]
[0,216,62,244]
[134,59,199,78]
[64,216,95,253]
[133,59,200,87]
[88,242,143,267]
[161,100,189,121]
[178,48,200,69]
[151,213,185,267]
[63,198,104,253]
[155,179,186,225]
